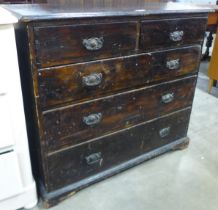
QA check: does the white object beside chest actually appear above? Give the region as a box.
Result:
[0,8,37,210]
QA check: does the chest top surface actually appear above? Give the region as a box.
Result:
[2,1,211,22]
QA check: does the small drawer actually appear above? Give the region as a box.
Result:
[42,76,196,153]
[38,46,201,109]
[46,108,191,191]
[34,22,137,68]
[140,17,207,50]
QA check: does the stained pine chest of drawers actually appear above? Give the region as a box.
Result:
[4,2,210,208]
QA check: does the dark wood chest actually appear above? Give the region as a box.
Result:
[4,2,209,208]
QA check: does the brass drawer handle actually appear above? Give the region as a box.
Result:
[82,73,102,87]
[83,113,102,126]
[159,127,171,138]
[85,152,103,166]
[169,31,184,42]
[166,59,180,70]
[161,93,174,104]
[82,37,104,51]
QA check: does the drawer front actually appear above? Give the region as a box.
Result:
[0,151,23,200]
[47,108,191,191]
[43,76,196,152]
[39,46,201,109]
[34,22,137,68]
[140,17,207,50]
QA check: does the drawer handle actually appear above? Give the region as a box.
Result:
[82,37,104,51]
[169,31,184,42]
[161,93,174,104]
[159,127,171,138]
[83,113,102,126]
[166,59,180,70]
[82,73,103,87]
[85,152,103,166]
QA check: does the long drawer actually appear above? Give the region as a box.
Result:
[34,22,137,68]
[140,17,207,50]
[38,46,201,109]
[43,76,196,153]
[46,108,191,191]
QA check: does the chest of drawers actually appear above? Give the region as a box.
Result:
[3,2,210,208]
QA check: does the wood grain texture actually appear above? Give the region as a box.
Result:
[140,17,207,50]
[46,0,168,5]
[38,46,201,109]
[10,7,208,207]
[42,76,196,153]
[208,28,218,81]
[14,22,51,191]
[46,108,191,191]
[0,0,46,3]
[34,22,137,68]
[2,2,210,22]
